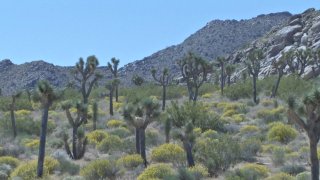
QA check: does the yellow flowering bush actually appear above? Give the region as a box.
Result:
[86,130,109,145]
[106,119,126,128]
[151,143,185,164]
[137,163,173,180]
[116,154,143,169]
[267,122,297,143]
[11,157,59,179]
[257,106,285,122]
[113,102,123,111]
[261,99,274,107]
[23,139,40,149]
[201,93,213,99]
[15,110,32,117]
[232,114,246,123]
[80,159,121,180]
[265,172,294,180]
[240,163,269,178]
[188,164,209,178]
[0,156,19,168]
[240,125,259,134]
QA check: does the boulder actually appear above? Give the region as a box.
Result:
[289,18,302,26]
[273,25,302,45]
[301,33,309,46]
[268,43,285,57]
[310,21,320,35]
[293,32,303,43]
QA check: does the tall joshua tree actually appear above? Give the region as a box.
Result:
[108,57,120,102]
[74,56,102,123]
[225,64,236,86]
[151,68,170,111]
[179,52,209,102]
[34,81,58,177]
[132,74,144,86]
[123,98,161,167]
[217,57,226,94]
[287,90,320,180]
[106,79,120,116]
[270,52,289,98]
[62,101,88,160]
[9,92,21,138]
[244,49,264,104]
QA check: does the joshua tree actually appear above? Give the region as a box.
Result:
[179,52,209,102]
[217,57,226,94]
[9,92,21,138]
[270,52,289,98]
[73,55,102,123]
[151,68,171,111]
[92,102,98,130]
[244,49,264,104]
[62,101,88,160]
[123,98,161,167]
[295,48,313,77]
[106,79,120,116]
[25,89,32,104]
[225,64,236,86]
[108,57,120,102]
[132,74,144,86]
[164,115,172,143]
[34,81,58,177]
[167,102,196,167]
[287,90,320,180]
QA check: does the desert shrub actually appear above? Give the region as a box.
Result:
[14,117,56,135]
[226,164,269,180]
[86,130,109,145]
[239,163,269,178]
[187,164,209,179]
[63,176,85,180]
[232,114,246,123]
[116,154,143,169]
[137,163,173,180]
[240,138,262,162]
[224,81,252,100]
[122,137,136,154]
[261,99,274,107]
[110,127,131,138]
[0,164,11,179]
[201,129,218,139]
[57,157,80,175]
[240,125,259,134]
[257,106,285,123]
[296,171,311,180]
[106,119,126,128]
[201,93,213,99]
[271,146,286,166]
[195,135,240,176]
[265,172,294,180]
[151,143,185,164]
[80,159,122,180]
[97,135,123,153]
[23,139,40,149]
[11,157,59,179]
[267,122,297,143]
[146,129,161,146]
[0,156,19,168]
[281,164,306,176]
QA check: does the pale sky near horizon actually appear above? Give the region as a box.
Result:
[0,1,319,67]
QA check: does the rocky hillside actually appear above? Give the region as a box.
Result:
[228,8,320,80]
[120,12,292,81]
[0,11,294,95]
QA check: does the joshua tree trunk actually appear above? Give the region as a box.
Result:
[72,126,78,159]
[37,105,49,177]
[220,64,225,95]
[109,90,113,116]
[309,133,319,180]
[227,76,231,86]
[253,75,258,104]
[162,85,166,111]
[135,128,141,154]
[92,103,97,130]
[10,107,17,138]
[115,85,119,102]
[183,141,195,167]
[140,128,147,167]
[271,73,283,98]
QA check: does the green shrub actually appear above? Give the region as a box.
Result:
[109,127,131,138]
[240,163,269,178]
[80,159,122,180]
[226,163,270,180]
[151,143,185,164]
[11,157,59,179]
[86,130,109,145]
[0,156,19,168]
[281,164,306,176]
[296,171,311,180]
[267,122,297,143]
[257,106,285,123]
[106,119,126,128]
[97,135,123,153]
[57,157,80,175]
[116,154,143,169]
[271,147,286,166]
[240,138,262,162]
[137,163,173,180]
[240,125,259,134]
[146,129,161,146]
[224,81,252,100]
[265,172,294,180]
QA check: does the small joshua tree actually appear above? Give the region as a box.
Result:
[217,57,226,94]
[287,90,320,180]
[123,98,161,167]
[9,92,21,138]
[151,68,171,111]
[108,57,120,102]
[225,64,236,86]
[132,74,144,86]
[179,52,209,102]
[164,115,172,143]
[244,49,264,104]
[62,101,88,160]
[295,48,313,77]
[106,79,120,116]
[270,51,289,98]
[73,55,102,123]
[33,81,58,177]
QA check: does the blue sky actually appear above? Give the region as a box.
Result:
[0,1,319,67]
